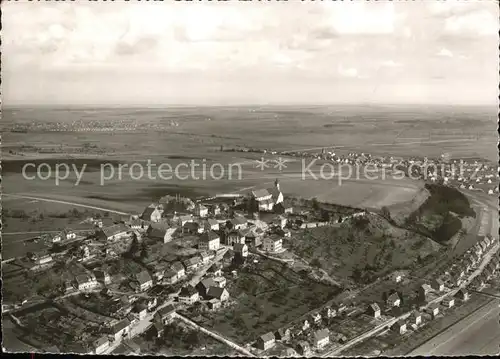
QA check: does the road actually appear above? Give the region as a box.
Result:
[2,193,132,216]
[408,298,500,356]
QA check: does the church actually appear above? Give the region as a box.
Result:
[249,179,284,212]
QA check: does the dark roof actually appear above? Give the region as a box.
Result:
[136,271,152,285]
[179,285,198,297]
[198,278,217,291]
[184,222,199,230]
[183,256,201,266]
[148,222,171,237]
[171,261,185,272]
[267,187,282,201]
[111,318,131,334]
[387,292,400,302]
[252,189,270,198]
[164,270,177,279]
[259,332,275,343]
[156,304,175,319]
[75,274,91,285]
[207,219,219,226]
[101,224,129,238]
[141,206,159,219]
[201,231,220,242]
[231,217,247,225]
[314,329,330,341]
[207,286,228,300]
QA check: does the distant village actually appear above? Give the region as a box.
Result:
[223,145,500,195]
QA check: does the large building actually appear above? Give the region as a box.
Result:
[249,179,283,212]
[263,235,283,253]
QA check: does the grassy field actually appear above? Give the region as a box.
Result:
[181,258,340,344]
[2,105,496,217]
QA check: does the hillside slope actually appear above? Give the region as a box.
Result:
[286,214,441,287]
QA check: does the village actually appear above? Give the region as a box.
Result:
[3,157,500,356]
[224,145,500,196]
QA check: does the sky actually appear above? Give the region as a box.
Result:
[2,0,499,106]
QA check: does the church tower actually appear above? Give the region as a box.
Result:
[274,178,280,191]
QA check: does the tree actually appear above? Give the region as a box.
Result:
[311,197,320,211]
[320,209,330,222]
[310,258,322,268]
[381,206,391,220]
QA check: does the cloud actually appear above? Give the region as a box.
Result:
[380,60,402,67]
[436,48,454,58]
[324,2,396,35]
[444,10,499,37]
[338,64,359,78]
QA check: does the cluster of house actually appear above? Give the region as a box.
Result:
[441,235,498,288]
[254,303,358,355]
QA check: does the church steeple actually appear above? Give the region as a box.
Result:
[274,178,280,191]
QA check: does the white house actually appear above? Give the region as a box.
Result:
[313,329,330,350]
[75,274,98,291]
[199,231,220,251]
[141,205,162,222]
[194,204,209,218]
[263,235,282,253]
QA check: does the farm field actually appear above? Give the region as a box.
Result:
[181,258,341,344]
[2,105,497,221]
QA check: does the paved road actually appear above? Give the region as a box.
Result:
[409,298,500,356]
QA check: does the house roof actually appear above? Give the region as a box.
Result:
[101,224,130,238]
[369,303,381,312]
[136,271,152,285]
[259,332,275,343]
[201,230,220,242]
[179,285,198,297]
[314,329,330,341]
[207,262,222,272]
[207,286,228,300]
[183,256,201,266]
[267,187,282,201]
[231,217,247,225]
[142,206,159,219]
[156,304,176,319]
[171,261,184,272]
[164,270,177,279]
[252,189,271,198]
[387,292,400,302]
[111,318,131,334]
[207,218,219,226]
[75,274,91,285]
[410,310,422,318]
[265,235,282,243]
[199,278,217,291]
[199,251,211,260]
[179,214,192,221]
[93,336,109,348]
